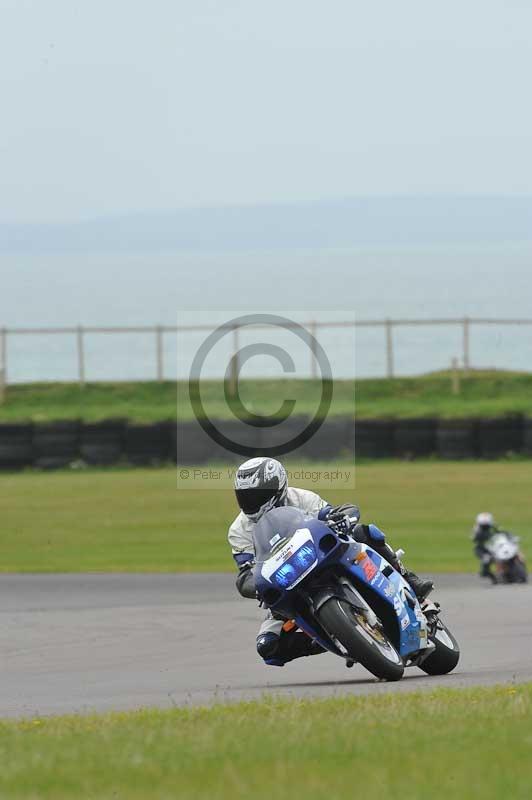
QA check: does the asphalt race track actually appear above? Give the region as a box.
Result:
[1,574,531,718]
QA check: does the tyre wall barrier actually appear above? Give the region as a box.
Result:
[394,418,437,459]
[436,419,477,459]
[0,423,34,470]
[253,415,314,463]
[354,420,395,458]
[303,417,354,460]
[33,421,80,470]
[124,423,172,465]
[176,420,217,465]
[523,418,532,457]
[213,418,265,463]
[175,416,316,464]
[476,416,524,459]
[0,415,531,469]
[80,420,126,466]
[176,418,262,464]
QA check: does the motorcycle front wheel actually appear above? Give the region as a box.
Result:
[316,598,404,681]
[507,559,528,584]
[419,620,460,675]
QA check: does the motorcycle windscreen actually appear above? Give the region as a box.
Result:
[253,506,313,562]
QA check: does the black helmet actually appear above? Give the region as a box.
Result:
[234,457,288,522]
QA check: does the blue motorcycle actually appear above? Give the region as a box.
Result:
[253,506,460,681]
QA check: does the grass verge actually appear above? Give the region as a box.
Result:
[1,684,531,799]
[2,370,532,422]
[2,461,531,572]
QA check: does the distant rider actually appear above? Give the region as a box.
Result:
[229,457,433,667]
[472,511,510,584]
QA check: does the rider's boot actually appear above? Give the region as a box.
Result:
[375,542,434,601]
[257,625,325,666]
[402,568,434,601]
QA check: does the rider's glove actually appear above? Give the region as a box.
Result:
[324,503,361,533]
[235,561,257,599]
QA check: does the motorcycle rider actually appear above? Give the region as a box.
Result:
[472,512,502,584]
[229,456,433,667]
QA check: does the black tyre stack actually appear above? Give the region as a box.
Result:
[355,419,395,458]
[33,421,80,469]
[394,418,437,459]
[476,416,523,459]
[0,423,34,470]
[523,418,532,457]
[0,413,531,468]
[213,417,263,463]
[124,422,171,465]
[80,420,126,466]
[176,419,226,464]
[302,417,354,460]
[436,418,477,459]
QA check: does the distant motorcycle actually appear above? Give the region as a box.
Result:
[485,532,528,584]
[253,506,460,681]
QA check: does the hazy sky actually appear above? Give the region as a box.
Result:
[1,0,531,223]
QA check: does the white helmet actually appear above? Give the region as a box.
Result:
[234,457,288,522]
[476,512,495,529]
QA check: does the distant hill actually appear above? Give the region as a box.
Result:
[1,195,531,253]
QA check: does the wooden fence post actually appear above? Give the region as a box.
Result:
[228,323,239,398]
[0,327,6,404]
[309,320,317,379]
[451,357,460,395]
[156,326,164,381]
[463,317,470,374]
[77,326,85,387]
[385,319,394,379]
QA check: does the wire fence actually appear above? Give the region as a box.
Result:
[1,317,532,395]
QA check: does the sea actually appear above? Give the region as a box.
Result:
[1,243,531,383]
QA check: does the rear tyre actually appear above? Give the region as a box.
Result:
[509,559,528,584]
[316,598,404,681]
[419,620,460,675]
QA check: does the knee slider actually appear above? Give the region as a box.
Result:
[256,632,281,660]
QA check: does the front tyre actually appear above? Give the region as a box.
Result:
[419,620,460,675]
[317,598,404,681]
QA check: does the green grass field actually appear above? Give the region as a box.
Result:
[2,370,532,422]
[2,461,531,572]
[1,684,531,799]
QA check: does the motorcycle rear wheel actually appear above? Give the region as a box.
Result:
[317,598,404,681]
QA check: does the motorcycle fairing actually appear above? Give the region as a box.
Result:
[341,546,427,655]
[253,514,428,658]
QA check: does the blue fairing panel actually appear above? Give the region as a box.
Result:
[367,524,385,543]
[341,547,423,657]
